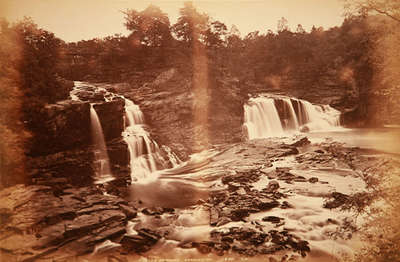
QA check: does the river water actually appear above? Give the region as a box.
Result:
[307,127,400,155]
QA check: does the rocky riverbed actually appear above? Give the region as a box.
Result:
[1,135,397,262]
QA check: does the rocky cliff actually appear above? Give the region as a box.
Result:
[110,68,245,160]
[27,97,129,188]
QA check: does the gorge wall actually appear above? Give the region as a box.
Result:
[109,68,245,160]
[27,98,128,188]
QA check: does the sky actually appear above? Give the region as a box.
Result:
[0,0,346,42]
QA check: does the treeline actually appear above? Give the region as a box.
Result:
[59,2,399,126]
[57,3,377,110]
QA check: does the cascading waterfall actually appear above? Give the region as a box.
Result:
[89,104,114,184]
[244,95,341,139]
[244,97,283,139]
[122,99,181,182]
[280,98,299,130]
[72,81,182,183]
[161,145,181,168]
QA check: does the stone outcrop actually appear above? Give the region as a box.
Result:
[93,98,125,142]
[30,100,91,156]
[110,68,245,160]
[27,95,128,188]
[0,184,136,261]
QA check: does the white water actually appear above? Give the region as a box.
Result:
[123,99,182,182]
[72,81,181,184]
[89,104,114,184]
[244,95,341,139]
[244,97,283,139]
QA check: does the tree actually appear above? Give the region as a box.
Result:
[345,0,400,23]
[296,24,306,34]
[204,20,228,48]
[226,25,242,49]
[172,1,209,45]
[124,5,171,47]
[277,17,289,32]
[0,19,29,187]
[14,17,64,103]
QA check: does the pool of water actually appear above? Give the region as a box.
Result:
[307,127,400,154]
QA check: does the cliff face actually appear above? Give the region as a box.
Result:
[29,101,91,156]
[27,98,128,187]
[111,68,244,160]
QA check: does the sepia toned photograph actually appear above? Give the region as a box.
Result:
[0,0,399,261]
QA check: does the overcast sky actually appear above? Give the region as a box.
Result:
[0,0,346,42]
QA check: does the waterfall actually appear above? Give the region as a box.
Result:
[161,145,181,168]
[90,104,114,184]
[72,81,182,183]
[243,97,284,139]
[279,98,299,130]
[244,95,341,139]
[122,99,181,182]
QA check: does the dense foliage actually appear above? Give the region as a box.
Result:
[0,19,27,186]
[0,18,71,186]
[57,2,386,126]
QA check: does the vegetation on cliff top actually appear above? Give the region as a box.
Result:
[0,18,71,186]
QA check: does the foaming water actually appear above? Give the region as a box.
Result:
[244,95,341,139]
[127,150,219,208]
[122,98,183,182]
[72,81,182,184]
[123,99,159,182]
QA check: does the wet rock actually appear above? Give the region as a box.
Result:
[258,244,284,255]
[118,204,137,219]
[256,199,280,211]
[178,242,195,249]
[230,208,250,221]
[324,192,349,209]
[88,223,126,245]
[222,170,261,185]
[193,241,213,254]
[237,187,247,195]
[278,147,299,157]
[141,207,164,216]
[290,137,310,147]
[210,207,220,226]
[293,240,310,257]
[281,201,293,209]
[93,99,125,142]
[209,191,228,205]
[64,210,126,238]
[0,185,135,259]
[277,171,296,181]
[227,182,241,191]
[29,101,91,156]
[299,126,310,133]
[294,176,307,182]
[120,229,160,253]
[262,216,283,224]
[216,216,232,227]
[265,181,280,193]
[213,242,230,256]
